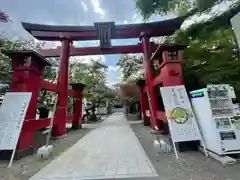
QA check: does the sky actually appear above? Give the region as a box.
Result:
[0,0,235,86]
[0,0,174,87]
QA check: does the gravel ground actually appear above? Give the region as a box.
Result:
[0,127,91,180]
[131,123,240,180]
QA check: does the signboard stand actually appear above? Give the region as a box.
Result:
[8,146,16,168]
[160,85,208,159]
[146,92,157,130]
[0,92,32,168]
[172,138,179,159]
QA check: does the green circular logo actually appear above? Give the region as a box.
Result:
[171,107,189,124]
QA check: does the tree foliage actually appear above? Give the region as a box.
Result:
[117,0,240,100]
[136,0,234,19]
[117,54,143,82]
[69,57,106,87]
[179,27,240,94]
[69,57,117,102]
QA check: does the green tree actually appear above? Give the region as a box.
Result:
[178,27,240,94]
[136,0,236,19]
[133,0,240,98]
[69,57,107,87]
[117,54,143,82]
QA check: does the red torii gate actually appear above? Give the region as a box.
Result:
[3,16,186,156]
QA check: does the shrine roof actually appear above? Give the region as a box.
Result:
[21,16,186,41]
[2,50,52,65]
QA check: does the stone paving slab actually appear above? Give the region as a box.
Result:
[29,113,158,180]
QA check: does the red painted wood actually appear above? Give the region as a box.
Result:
[67,116,73,122]
[150,44,187,61]
[139,87,147,123]
[143,86,147,93]
[22,118,52,130]
[40,80,59,92]
[72,93,83,129]
[52,39,71,137]
[24,20,183,41]
[142,35,160,130]
[156,111,166,120]
[40,44,159,57]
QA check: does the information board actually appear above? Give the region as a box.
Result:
[160,86,208,159]
[160,85,202,142]
[0,92,31,150]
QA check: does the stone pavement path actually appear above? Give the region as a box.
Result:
[29,113,158,180]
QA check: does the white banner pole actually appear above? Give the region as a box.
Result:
[8,147,16,168]
[172,142,179,160]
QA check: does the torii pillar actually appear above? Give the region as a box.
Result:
[136,79,150,126]
[52,38,71,137]
[141,34,160,130]
[71,83,85,129]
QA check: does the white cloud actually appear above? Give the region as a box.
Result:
[130,13,142,24]
[42,41,61,49]
[132,13,138,20]
[75,40,100,47]
[131,13,143,23]
[123,20,128,24]
[91,0,105,18]
[89,55,106,63]
[108,65,117,72]
[105,65,121,87]
[72,41,77,46]
[106,66,120,87]
[81,1,88,12]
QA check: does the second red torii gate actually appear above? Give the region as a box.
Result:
[21,16,186,137]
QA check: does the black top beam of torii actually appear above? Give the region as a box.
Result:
[21,16,186,41]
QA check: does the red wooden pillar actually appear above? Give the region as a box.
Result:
[136,80,148,125]
[139,88,147,120]
[141,34,159,130]
[3,50,51,151]
[71,83,85,129]
[53,38,71,137]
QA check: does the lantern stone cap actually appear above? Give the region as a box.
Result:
[2,50,52,66]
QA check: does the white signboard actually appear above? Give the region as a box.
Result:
[231,12,240,47]
[160,85,207,158]
[0,92,31,167]
[0,92,31,149]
